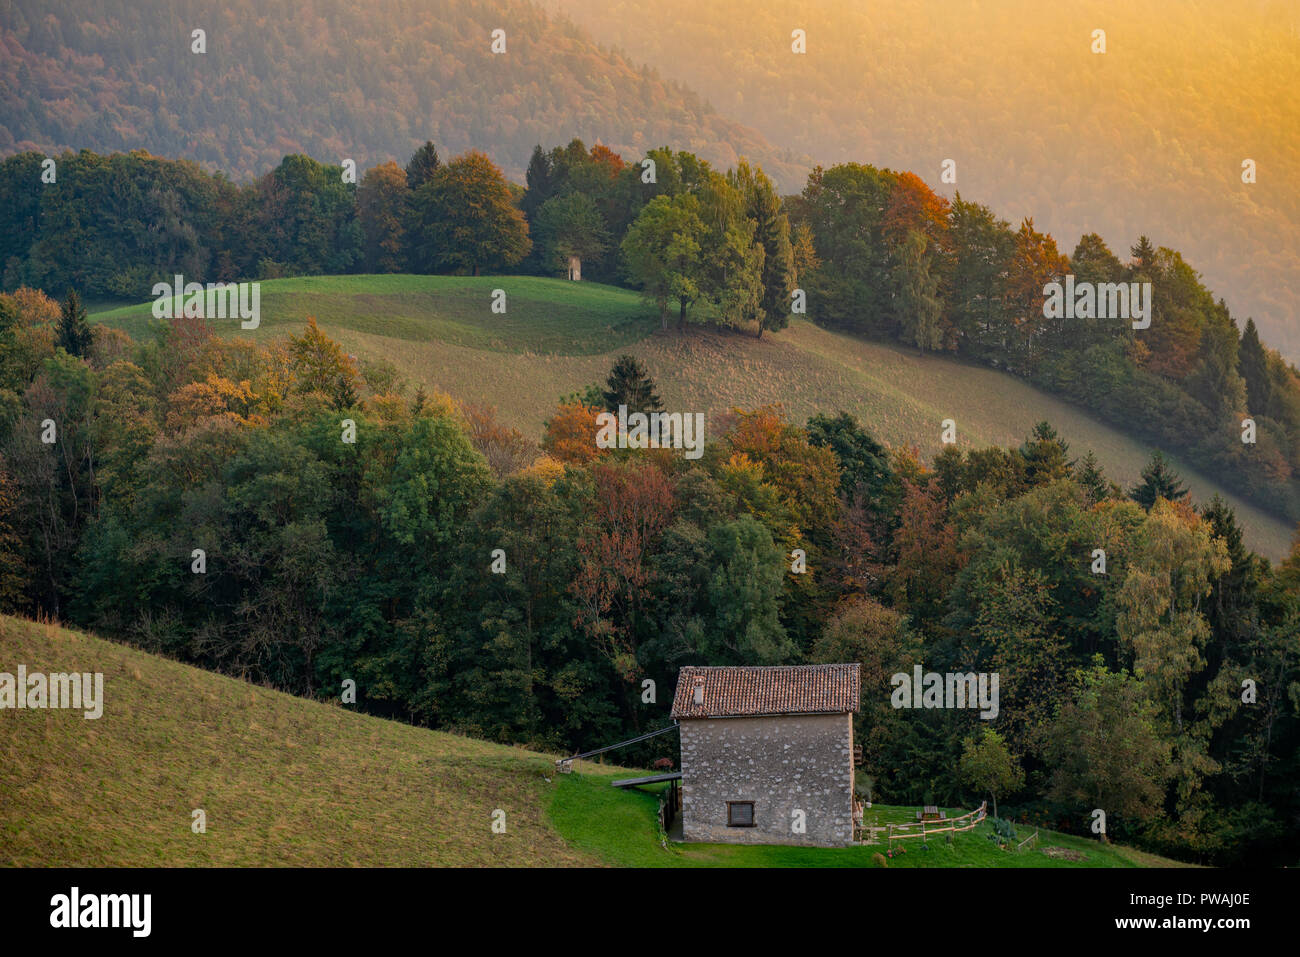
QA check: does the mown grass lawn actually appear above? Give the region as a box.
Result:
[547,768,1191,868]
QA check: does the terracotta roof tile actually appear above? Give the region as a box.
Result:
[670,664,860,719]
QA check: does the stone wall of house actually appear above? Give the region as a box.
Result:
[679,713,855,847]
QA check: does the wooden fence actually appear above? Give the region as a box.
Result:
[856,801,987,846]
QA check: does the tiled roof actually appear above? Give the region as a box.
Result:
[670,664,861,719]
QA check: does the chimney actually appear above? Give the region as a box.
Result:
[692,675,705,707]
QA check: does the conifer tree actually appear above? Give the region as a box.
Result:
[1130,450,1189,509]
[57,289,92,358]
[405,140,441,192]
[602,354,662,414]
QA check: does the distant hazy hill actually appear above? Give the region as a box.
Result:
[0,0,807,185]
[548,0,1300,360]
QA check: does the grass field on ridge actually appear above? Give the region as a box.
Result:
[91,274,1294,559]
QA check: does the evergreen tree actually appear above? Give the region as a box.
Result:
[411,383,428,415]
[1130,450,1189,509]
[1200,494,1262,661]
[332,374,358,411]
[896,229,943,353]
[521,144,554,222]
[405,141,441,192]
[1019,421,1073,486]
[733,161,795,337]
[602,354,663,414]
[1239,318,1273,416]
[1076,451,1111,505]
[1130,235,1157,272]
[57,290,93,358]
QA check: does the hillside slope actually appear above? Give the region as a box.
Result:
[94,275,1297,560]
[0,615,597,866]
[0,0,806,187]
[1,616,1191,868]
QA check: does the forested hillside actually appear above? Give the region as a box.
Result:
[2,281,1297,865]
[0,0,805,185]
[7,139,1300,534]
[549,0,1300,359]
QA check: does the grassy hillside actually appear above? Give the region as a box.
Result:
[1,616,1189,868]
[93,275,1295,559]
[0,615,597,867]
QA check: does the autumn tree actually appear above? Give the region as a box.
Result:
[408,151,531,275]
[459,402,536,479]
[357,161,409,273]
[571,461,675,682]
[541,402,605,465]
[1004,218,1069,375]
[287,318,363,409]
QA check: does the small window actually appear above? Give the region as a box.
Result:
[727,801,755,827]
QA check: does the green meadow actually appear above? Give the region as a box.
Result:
[92,274,1294,559]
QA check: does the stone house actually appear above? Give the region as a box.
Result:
[670,663,861,847]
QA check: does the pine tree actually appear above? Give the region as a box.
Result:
[896,229,943,353]
[332,373,359,411]
[411,383,429,415]
[1239,318,1272,417]
[1019,420,1073,486]
[602,354,663,414]
[521,144,554,222]
[736,162,795,337]
[1200,494,1262,657]
[1076,451,1111,505]
[1130,235,1157,272]
[1130,450,1189,509]
[58,289,93,358]
[405,141,441,192]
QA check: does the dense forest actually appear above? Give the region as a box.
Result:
[550,0,1300,360]
[1,136,1299,864]
[0,0,804,191]
[0,277,1297,865]
[4,139,1300,533]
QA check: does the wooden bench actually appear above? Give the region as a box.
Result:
[916,805,947,822]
